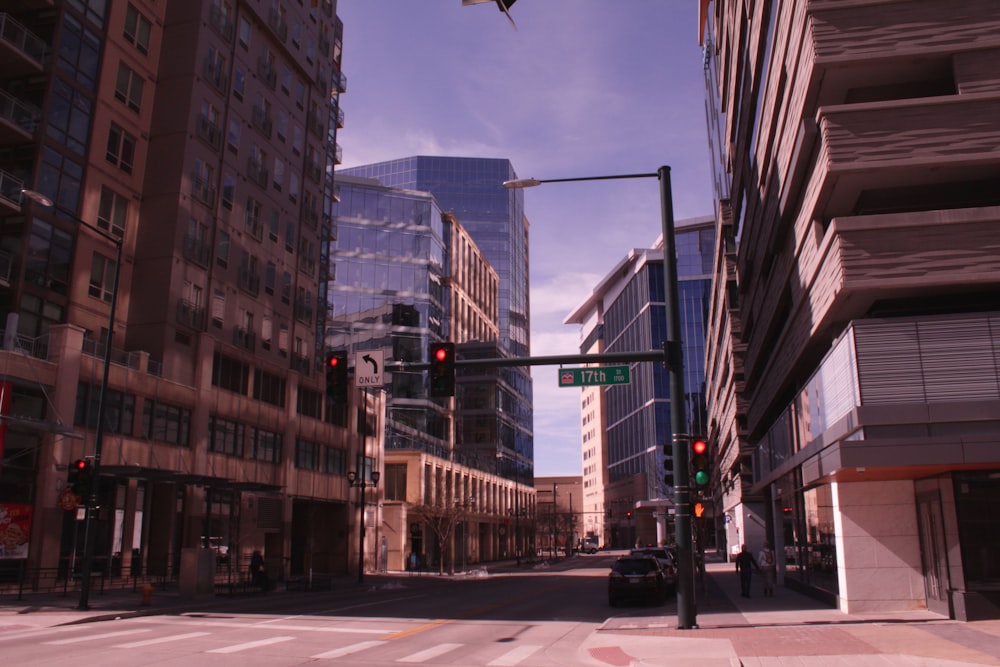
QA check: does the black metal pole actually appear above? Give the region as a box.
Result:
[658,165,696,628]
[78,235,122,610]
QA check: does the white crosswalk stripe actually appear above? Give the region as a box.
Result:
[113,631,211,648]
[488,644,543,666]
[311,639,387,659]
[397,642,463,663]
[206,635,295,654]
[44,629,151,645]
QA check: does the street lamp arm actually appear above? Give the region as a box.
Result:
[21,189,122,247]
[503,172,660,189]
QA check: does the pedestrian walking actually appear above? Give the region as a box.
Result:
[757,541,776,597]
[250,550,267,590]
[735,544,757,597]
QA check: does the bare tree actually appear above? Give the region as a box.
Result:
[411,503,464,575]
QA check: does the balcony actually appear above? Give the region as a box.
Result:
[196,113,223,151]
[257,56,277,90]
[301,203,319,229]
[0,88,39,145]
[294,299,313,324]
[0,13,46,77]
[182,233,212,268]
[176,299,206,331]
[208,4,234,43]
[203,56,229,95]
[267,8,287,43]
[237,269,260,296]
[0,169,24,212]
[191,172,216,207]
[246,157,268,189]
[233,326,256,352]
[291,353,311,376]
[251,106,273,139]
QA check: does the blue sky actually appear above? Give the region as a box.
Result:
[336,1,714,476]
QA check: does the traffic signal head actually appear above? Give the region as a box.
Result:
[69,458,91,495]
[691,439,710,487]
[429,342,455,397]
[325,351,349,401]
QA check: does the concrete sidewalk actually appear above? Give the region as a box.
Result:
[591,560,1000,666]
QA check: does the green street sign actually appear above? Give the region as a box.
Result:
[558,366,630,387]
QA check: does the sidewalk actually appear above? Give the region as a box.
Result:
[592,560,1000,667]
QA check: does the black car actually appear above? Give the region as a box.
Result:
[608,556,667,606]
[629,547,677,595]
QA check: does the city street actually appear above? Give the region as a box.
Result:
[0,553,667,667]
[2,554,1000,666]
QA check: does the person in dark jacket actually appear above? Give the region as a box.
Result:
[735,544,757,597]
[250,550,266,589]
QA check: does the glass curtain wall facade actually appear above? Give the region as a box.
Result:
[603,222,714,494]
[341,157,533,481]
[329,176,451,450]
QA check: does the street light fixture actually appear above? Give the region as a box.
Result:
[503,166,697,629]
[347,468,380,584]
[21,188,123,612]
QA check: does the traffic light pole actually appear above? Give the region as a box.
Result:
[657,166,697,629]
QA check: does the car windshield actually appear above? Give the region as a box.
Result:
[613,559,657,575]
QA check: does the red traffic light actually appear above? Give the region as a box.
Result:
[434,346,449,362]
[74,459,88,471]
[692,439,707,455]
[328,355,340,368]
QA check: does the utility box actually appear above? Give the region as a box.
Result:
[179,547,215,597]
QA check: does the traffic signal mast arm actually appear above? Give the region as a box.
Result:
[388,348,669,372]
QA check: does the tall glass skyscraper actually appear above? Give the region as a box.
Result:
[341,157,534,480]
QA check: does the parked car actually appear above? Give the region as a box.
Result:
[608,556,668,606]
[580,539,600,554]
[629,547,677,594]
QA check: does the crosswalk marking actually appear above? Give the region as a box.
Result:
[0,625,90,643]
[206,635,295,654]
[397,642,463,663]
[45,629,151,645]
[113,631,211,648]
[488,644,543,666]
[311,639,387,659]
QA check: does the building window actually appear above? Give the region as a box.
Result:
[88,252,115,303]
[106,122,136,174]
[25,218,72,296]
[123,3,152,54]
[384,463,407,501]
[251,427,281,463]
[75,382,135,436]
[216,230,230,268]
[324,447,346,475]
[97,186,128,238]
[47,78,92,156]
[252,369,286,407]
[142,400,191,446]
[296,386,322,419]
[209,415,244,456]
[233,67,246,100]
[295,439,320,470]
[222,174,235,209]
[212,352,249,394]
[238,16,251,49]
[114,61,144,112]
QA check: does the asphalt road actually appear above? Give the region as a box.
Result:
[0,553,669,666]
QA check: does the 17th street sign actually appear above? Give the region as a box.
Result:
[558,365,630,387]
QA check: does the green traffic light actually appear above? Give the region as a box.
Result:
[694,470,709,486]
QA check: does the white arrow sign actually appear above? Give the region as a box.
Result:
[354,350,384,387]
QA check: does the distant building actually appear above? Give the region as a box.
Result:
[534,475,584,556]
[565,217,715,549]
[341,157,534,483]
